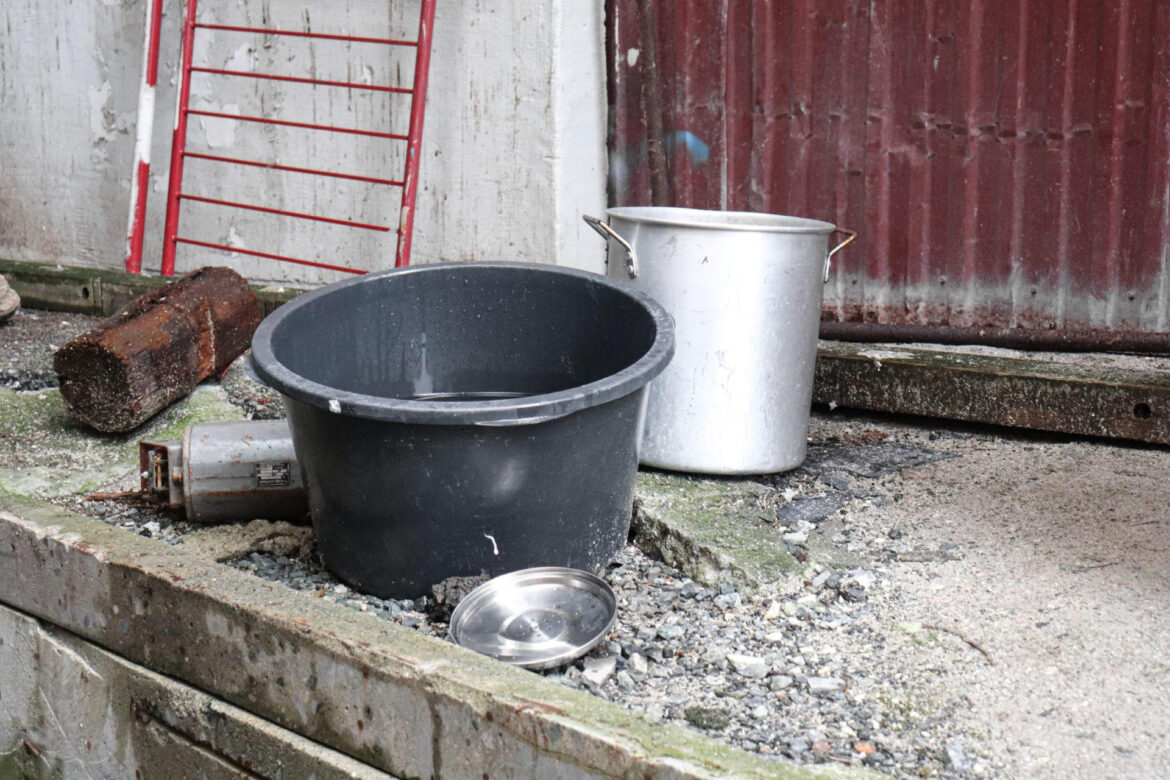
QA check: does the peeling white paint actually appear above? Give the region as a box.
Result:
[224,42,256,72]
[225,225,246,250]
[88,80,115,140]
[627,48,640,67]
[196,101,241,148]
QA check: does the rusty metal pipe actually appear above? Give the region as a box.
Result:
[819,321,1170,355]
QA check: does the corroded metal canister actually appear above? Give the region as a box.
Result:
[139,420,308,524]
[586,207,854,475]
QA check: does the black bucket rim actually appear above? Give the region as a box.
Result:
[250,261,675,425]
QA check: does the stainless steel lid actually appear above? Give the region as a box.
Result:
[448,567,617,670]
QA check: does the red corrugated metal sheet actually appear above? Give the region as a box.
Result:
[607,0,1170,333]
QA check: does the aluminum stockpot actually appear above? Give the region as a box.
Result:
[585,207,854,475]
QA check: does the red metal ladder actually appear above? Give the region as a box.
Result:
[152,0,437,277]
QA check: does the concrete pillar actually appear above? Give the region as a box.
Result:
[417,0,608,274]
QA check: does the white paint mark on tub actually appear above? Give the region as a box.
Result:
[627,48,640,67]
[328,399,342,413]
[483,533,500,555]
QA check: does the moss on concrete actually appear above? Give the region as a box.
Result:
[0,741,62,779]
[0,257,305,317]
[0,383,243,498]
[632,472,797,593]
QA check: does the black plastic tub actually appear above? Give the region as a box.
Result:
[250,262,674,598]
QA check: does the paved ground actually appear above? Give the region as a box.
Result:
[2,306,1168,778]
[793,411,1170,778]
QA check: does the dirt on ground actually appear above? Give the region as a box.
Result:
[2,307,1168,778]
[799,410,1170,779]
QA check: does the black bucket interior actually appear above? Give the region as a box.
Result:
[266,265,659,405]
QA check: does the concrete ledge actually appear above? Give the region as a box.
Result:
[0,602,385,778]
[814,340,1170,444]
[0,490,878,780]
[633,473,797,594]
[0,258,302,317]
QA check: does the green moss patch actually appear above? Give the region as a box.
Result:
[0,383,243,498]
[632,472,797,593]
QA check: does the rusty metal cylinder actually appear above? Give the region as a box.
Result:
[140,420,309,523]
[54,267,262,432]
[182,420,308,523]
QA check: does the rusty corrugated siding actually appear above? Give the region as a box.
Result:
[607,0,1170,333]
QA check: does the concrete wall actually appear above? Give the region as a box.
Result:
[0,603,387,778]
[0,0,606,285]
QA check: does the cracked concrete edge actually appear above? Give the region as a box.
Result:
[632,473,798,594]
[0,491,882,780]
[814,340,1170,445]
[0,601,388,779]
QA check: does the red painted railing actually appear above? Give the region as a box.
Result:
[157,0,438,277]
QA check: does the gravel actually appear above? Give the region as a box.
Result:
[65,497,979,777]
[62,475,973,776]
[0,309,100,390]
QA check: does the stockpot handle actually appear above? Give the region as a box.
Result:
[583,215,639,278]
[823,228,857,283]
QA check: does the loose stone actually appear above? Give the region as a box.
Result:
[807,676,846,696]
[713,592,741,610]
[727,653,769,679]
[769,674,794,691]
[583,655,617,687]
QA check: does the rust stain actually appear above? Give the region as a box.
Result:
[608,0,1170,334]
